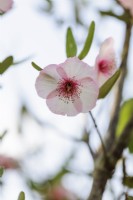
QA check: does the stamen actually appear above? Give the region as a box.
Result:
[56,78,81,103]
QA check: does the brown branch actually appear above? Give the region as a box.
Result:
[88,117,133,200]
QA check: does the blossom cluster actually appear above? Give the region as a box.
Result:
[35,38,116,116]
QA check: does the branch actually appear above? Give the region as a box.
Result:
[87,117,133,200]
[89,111,107,158]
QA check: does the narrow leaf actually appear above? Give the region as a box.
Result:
[98,69,121,99]
[78,21,95,60]
[0,56,14,74]
[116,99,133,138]
[66,27,77,57]
[0,167,4,177]
[17,191,25,200]
[31,62,42,71]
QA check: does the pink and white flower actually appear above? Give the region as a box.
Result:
[118,0,133,16]
[35,57,99,116]
[0,0,13,14]
[94,37,117,87]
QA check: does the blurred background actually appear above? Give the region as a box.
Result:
[0,0,133,199]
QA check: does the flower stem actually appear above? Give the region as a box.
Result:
[89,111,107,157]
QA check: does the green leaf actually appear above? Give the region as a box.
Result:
[66,27,77,57]
[0,167,4,177]
[98,69,121,99]
[31,62,42,71]
[78,21,95,60]
[116,99,133,138]
[17,191,25,200]
[127,196,133,200]
[128,133,133,153]
[0,56,14,74]
[123,176,133,188]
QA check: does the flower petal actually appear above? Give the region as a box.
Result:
[95,38,117,86]
[35,64,60,99]
[78,77,99,112]
[46,94,80,116]
[59,57,95,80]
[0,0,13,13]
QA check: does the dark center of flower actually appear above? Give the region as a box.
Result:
[98,60,109,73]
[65,82,73,92]
[56,78,81,103]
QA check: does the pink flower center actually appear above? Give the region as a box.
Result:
[98,59,112,74]
[56,78,81,103]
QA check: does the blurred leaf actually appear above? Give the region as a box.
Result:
[0,130,7,141]
[98,69,121,99]
[31,62,42,71]
[116,99,133,137]
[127,196,133,200]
[123,176,133,188]
[128,133,133,153]
[0,167,4,177]
[17,191,25,200]
[0,56,14,74]
[66,27,77,57]
[78,21,95,60]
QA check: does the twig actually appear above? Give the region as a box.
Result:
[89,111,107,157]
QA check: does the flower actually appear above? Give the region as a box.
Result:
[35,57,99,116]
[47,186,77,200]
[0,155,19,169]
[94,37,117,87]
[0,0,13,14]
[118,0,133,16]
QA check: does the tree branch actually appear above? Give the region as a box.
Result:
[88,117,133,200]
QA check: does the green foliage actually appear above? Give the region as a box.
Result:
[0,167,4,177]
[31,62,42,71]
[123,176,133,188]
[78,21,95,60]
[98,69,121,99]
[116,99,133,137]
[0,56,14,74]
[128,133,133,153]
[66,27,77,57]
[127,196,133,200]
[17,191,25,200]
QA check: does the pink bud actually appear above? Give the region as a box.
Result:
[0,0,13,14]
[94,37,117,87]
[0,155,19,169]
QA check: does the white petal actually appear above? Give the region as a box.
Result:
[78,77,99,112]
[98,37,115,61]
[46,94,80,116]
[35,64,60,99]
[58,57,95,79]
